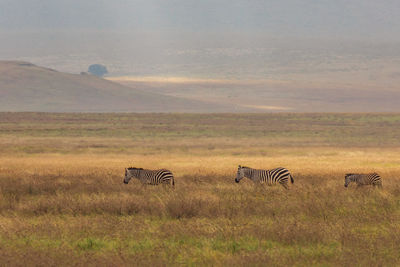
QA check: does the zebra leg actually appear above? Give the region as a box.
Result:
[356,183,363,189]
[164,180,173,188]
[165,178,174,187]
[280,182,289,190]
[140,181,147,189]
[257,183,267,192]
[160,179,174,189]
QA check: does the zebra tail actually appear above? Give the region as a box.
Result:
[290,174,294,184]
[172,178,175,187]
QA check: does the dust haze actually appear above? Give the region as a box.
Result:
[1,0,400,111]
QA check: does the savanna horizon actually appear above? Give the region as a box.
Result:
[1,113,400,266]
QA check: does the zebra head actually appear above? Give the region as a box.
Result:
[344,173,353,187]
[124,167,143,184]
[235,165,245,183]
[124,168,132,184]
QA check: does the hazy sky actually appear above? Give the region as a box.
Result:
[1,0,400,77]
[1,0,400,38]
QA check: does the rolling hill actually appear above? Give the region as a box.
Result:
[110,76,400,112]
[0,61,251,112]
[2,60,400,113]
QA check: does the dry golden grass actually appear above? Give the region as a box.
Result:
[1,113,400,266]
[1,152,400,266]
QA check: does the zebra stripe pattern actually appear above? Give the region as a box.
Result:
[344,173,382,188]
[235,165,294,189]
[124,167,175,187]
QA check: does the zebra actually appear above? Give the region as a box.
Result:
[344,173,382,188]
[235,165,294,189]
[124,167,175,187]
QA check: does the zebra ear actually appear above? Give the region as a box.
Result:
[238,165,241,168]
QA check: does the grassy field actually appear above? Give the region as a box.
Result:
[1,113,400,266]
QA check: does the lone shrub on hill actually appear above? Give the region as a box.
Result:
[88,64,108,77]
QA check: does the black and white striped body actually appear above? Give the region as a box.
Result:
[124,167,174,186]
[345,173,382,188]
[235,165,294,189]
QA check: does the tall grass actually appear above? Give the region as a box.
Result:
[1,153,400,266]
[1,113,400,265]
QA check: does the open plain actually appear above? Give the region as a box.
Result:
[0,113,400,266]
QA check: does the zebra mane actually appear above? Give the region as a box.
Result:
[345,173,354,176]
[241,166,251,169]
[127,167,144,170]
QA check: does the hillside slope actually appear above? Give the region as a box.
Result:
[0,61,250,112]
[111,77,400,112]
